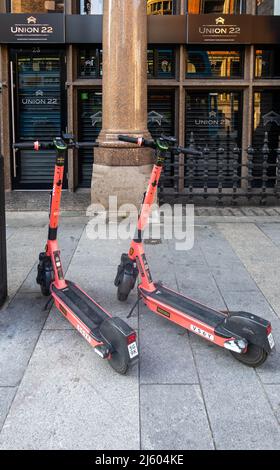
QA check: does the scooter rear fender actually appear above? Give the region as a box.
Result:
[217,311,273,354]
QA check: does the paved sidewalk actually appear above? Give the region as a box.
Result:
[0,212,280,450]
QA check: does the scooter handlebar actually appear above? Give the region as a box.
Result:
[118,135,156,148]
[13,141,98,151]
[177,146,203,157]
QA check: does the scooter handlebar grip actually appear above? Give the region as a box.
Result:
[118,135,156,148]
[13,141,54,150]
[75,142,99,149]
[118,135,139,144]
[179,146,203,157]
[13,142,36,150]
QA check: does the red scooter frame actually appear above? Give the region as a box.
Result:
[115,135,275,368]
[14,135,138,374]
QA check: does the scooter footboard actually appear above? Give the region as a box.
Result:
[100,317,139,365]
[219,311,273,354]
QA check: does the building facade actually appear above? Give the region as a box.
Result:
[0,0,280,204]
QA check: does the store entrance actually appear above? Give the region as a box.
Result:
[10,48,66,189]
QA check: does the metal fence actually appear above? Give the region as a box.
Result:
[159,131,280,206]
[0,154,7,307]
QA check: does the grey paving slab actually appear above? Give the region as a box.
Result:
[0,330,139,450]
[0,293,50,387]
[211,265,258,292]
[197,225,242,267]
[0,388,17,431]
[218,223,280,318]
[258,223,280,247]
[6,227,47,298]
[140,385,214,450]
[139,307,198,385]
[264,385,280,422]
[191,339,280,450]
[5,227,16,240]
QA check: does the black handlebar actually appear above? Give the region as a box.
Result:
[118,135,156,148]
[176,146,202,157]
[118,135,202,156]
[13,141,98,150]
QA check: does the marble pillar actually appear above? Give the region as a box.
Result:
[91,0,153,209]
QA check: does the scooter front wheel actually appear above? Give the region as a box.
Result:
[230,343,268,368]
[117,273,134,302]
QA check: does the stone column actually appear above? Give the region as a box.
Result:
[92,0,153,209]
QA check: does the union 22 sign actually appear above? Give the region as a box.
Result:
[0,14,65,43]
[188,14,252,44]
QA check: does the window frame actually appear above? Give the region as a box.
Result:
[255,46,280,79]
[148,46,176,79]
[186,46,244,80]
[185,0,246,14]
[7,0,65,13]
[77,45,103,79]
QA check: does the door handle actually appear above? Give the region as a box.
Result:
[10,61,17,178]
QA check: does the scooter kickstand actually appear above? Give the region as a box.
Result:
[43,296,54,312]
[127,296,141,319]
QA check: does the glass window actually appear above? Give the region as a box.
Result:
[10,0,64,13]
[185,91,242,187]
[255,48,280,78]
[147,0,177,15]
[78,90,102,187]
[148,90,175,187]
[80,0,103,14]
[148,48,175,78]
[78,47,102,78]
[187,0,244,14]
[256,0,280,14]
[186,48,243,79]
[253,91,280,187]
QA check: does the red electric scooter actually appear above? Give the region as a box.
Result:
[115,134,275,367]
[14,135,138,374]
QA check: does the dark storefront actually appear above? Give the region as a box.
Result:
[10,48,66,189]
[0,0,280,203]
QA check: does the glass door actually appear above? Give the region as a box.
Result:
[10,48,66,189]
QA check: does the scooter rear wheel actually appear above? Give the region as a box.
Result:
[230,343,268,367]
[109,344,128,375]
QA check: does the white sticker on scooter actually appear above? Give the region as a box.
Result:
[128,342,138,359]
[77,324,91,344]
[191,325,214,342]
[268,332,275,350]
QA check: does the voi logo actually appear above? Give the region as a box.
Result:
[190,325,214,342]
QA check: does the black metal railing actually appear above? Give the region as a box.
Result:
[159,132,280,206]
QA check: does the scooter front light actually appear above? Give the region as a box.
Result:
[224,339,248,354]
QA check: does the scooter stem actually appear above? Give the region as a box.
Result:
[137,163,163,232]
[46,138,67,289]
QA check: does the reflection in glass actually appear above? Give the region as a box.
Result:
[11,0,64,13]
[80,0,103,14]
[186,49,242,78]
[147,0,176,15]
[185,91,242,187]
[187,0,243,14]
[148,48,175,78]
[255,48,280,78]
[256,0,280,14]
